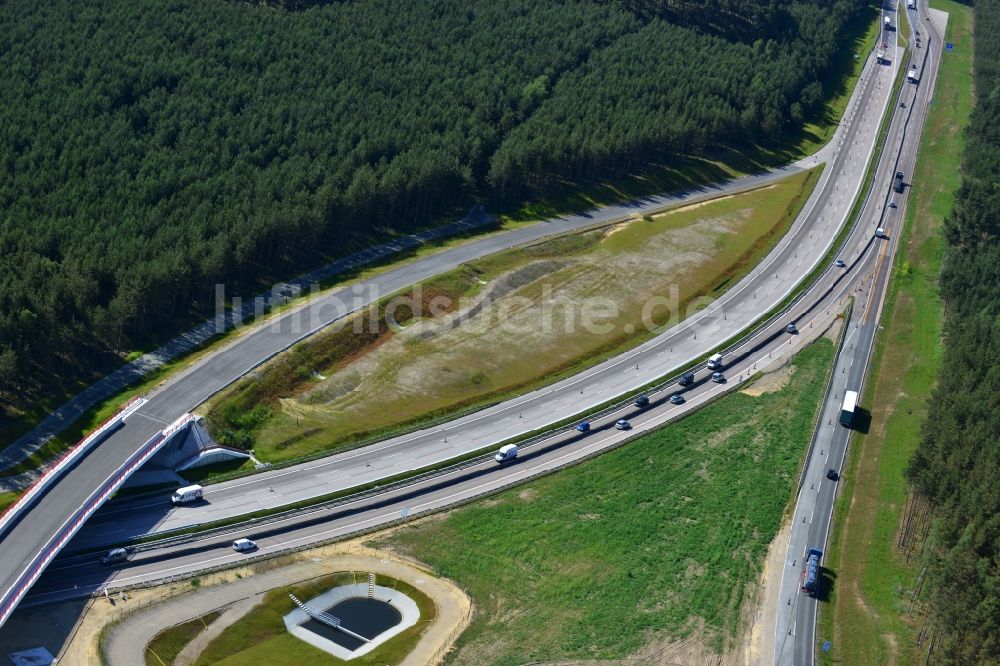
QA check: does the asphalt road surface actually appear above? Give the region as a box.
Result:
[0,9,903,630]
[774,3,945,664]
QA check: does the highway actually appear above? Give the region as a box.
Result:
[64,61,888,552]
[21,28,922,608]
[0,2,906,630]
[24,285,876,604]
[774,2,946,664]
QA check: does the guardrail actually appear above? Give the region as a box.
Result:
[0,396,146,540]
[0,412,191,627]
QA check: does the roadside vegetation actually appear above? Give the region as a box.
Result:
[818,1,975,663]
[380,341,834,664]
[0,0,875,431]
[206,169,821,460]
[188,573,435,665]
[145,611,221,666]
[905,0,1000,660]
[0,492,18,513]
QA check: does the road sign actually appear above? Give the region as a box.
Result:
[946,43,954,51]
[822,640,832,652]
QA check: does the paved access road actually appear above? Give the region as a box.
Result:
[774,3,946,664]
[0,10,896,627]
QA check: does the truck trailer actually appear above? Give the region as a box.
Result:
[801,547,823,596]
[884,15,892,29]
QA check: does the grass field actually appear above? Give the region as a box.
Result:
[145,611,221,666]
[208,168,821,462]
[818,2,973,663]
[378,341,835,664]
[0,491,18,514]
[188,574,435,665]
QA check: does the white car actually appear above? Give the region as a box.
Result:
[615,419,631,430]
[711,372,725,383]
[835,259,846,268]
[232,538,257,553]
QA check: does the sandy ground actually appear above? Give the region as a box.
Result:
[2,538,470,666]
[741,364,797,396]
[745,520,791,666]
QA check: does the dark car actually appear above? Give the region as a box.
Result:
[634,395,650,408]
[678,372,696,387]
[669,394,685,405]
[826,469,839,481]
[575,421,591,432]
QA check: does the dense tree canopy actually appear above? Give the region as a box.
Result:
[0,0,861,404]
[907,0,1000,661]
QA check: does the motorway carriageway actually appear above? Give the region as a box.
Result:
[776,1,946,664]
[1,7,896,626]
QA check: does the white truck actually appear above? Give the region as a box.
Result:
[707,353,724,370]
[884,15,892,28]
[171,484,203,505]
[907,0,915,8]
[840,390,859,427]
[908,66,919,82]
[495,444,518,463]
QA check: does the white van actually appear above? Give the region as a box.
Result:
[171,484,203,505]
[232,538,257,552]
[495,444,518,463]
[707,353,724,370]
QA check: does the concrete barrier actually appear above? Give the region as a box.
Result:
[0,397,146,540]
